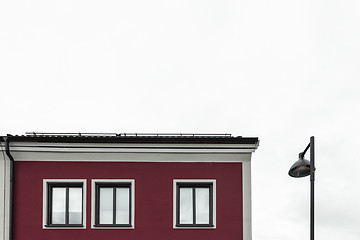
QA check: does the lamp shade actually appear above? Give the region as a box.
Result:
[288,157,311,178]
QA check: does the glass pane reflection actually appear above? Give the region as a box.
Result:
[52,188,66,224]
[116,188,130,224]
[195,188,210,224]
[100,188,113,224]
[69,187,82,224]
[179,188,193,224]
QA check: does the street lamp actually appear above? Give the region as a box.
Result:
[288,136,315,240]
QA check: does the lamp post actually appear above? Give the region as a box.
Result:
[288,136,315,240]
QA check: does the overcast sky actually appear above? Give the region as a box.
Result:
[1,0,360,239]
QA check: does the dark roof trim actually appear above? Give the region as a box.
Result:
[1,134,259,145]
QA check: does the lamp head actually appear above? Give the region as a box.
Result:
[288,153,311,178]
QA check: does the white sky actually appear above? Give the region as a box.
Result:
[1,0,360,239]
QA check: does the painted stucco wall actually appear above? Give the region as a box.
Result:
[14,161,243,240]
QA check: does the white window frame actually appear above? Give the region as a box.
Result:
[173,179,216,229]
[91,179,135,229]
[42,179,87,229]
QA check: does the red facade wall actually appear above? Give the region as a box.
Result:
[14,161,243,240]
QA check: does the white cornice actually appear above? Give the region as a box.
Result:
[8,147,256,154]
[1,142,257,162]
[1,142,258,154]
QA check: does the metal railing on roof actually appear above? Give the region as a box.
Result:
[25,132,232,138]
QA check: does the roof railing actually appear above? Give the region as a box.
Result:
[25,132,232,138]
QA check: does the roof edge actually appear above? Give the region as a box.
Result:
[1,134,259,145]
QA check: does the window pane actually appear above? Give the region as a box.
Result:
[179,188,193,224]
[116,188,130,224]
[52,187,66,224]
[100,188,113,224]
[68,187,82,224]
[195,188,210,224]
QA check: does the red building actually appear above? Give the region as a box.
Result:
[0,133,259,240]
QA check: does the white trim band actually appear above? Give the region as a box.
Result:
[42,179,87,229]
[173,179,216,229]
[91,179,135,229]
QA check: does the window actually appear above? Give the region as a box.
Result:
[91,179,135,228]
[43,179,86,228]
[173,180,216,228]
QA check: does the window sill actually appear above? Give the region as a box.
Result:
[43,224,86,229]
[174,224,216,229]
[92,224,134,229]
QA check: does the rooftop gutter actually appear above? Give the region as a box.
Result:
[3,137,14,240]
